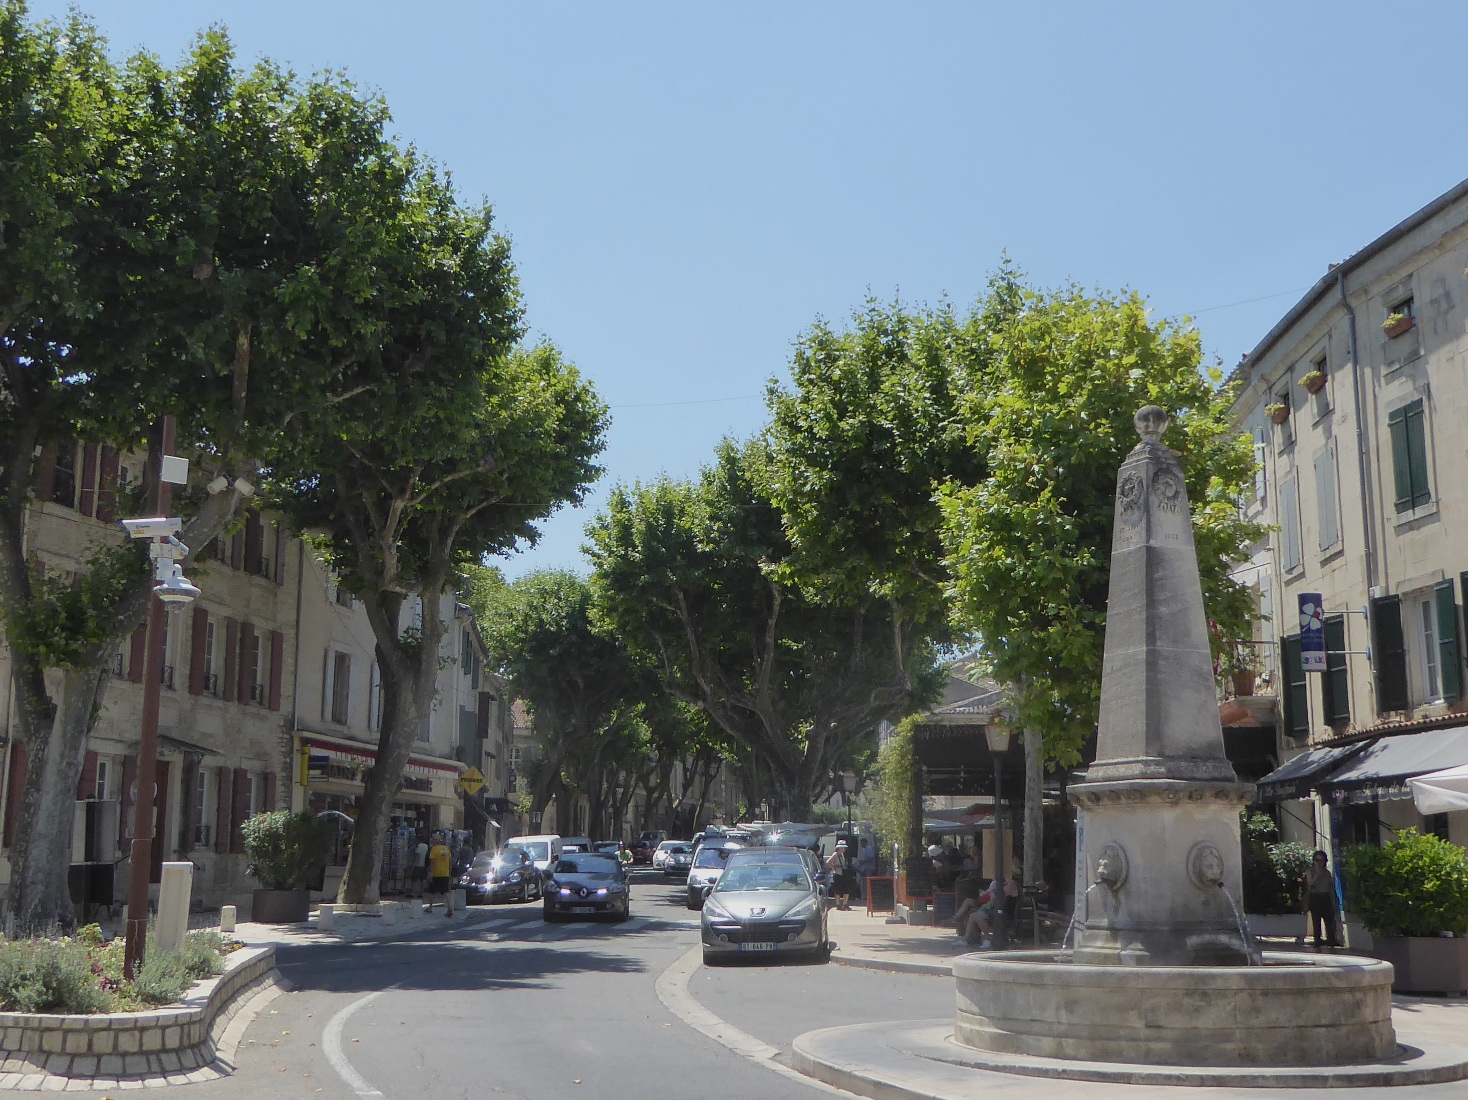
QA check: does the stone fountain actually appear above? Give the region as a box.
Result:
[793,408,1468,1092]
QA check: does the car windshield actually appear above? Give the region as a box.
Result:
[489,852,524,869]
[693,847,737,869]
[667,845,689,854]
[554,855,620,875]
[469,853,496,870]
[715,862,811,893]
[507,841,548,861]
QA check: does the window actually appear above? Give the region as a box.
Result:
[1309,353,1331,418]
[251,634,265,704]
[1279,475,1302,573]
[52,442,77,509]
[1370,594,1409,712]
[509,745,523,767]
[244,774,258,816]
[203,620,218,695]
[1314,443,1340,552]
[1280,635,1309,739]
[1274,391,1294,450]
[1388,399,1431,514]
[1321,615,1350,725]
[335,581,353,608]
[1252,427,1266,504]
[193,768,212,847]
[1387,295,1416,329]
[323,651,352,725]
[95,758,112,803]
[1436,579,1462,702]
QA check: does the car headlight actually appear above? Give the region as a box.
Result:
[605,883,626,894]
[702,898,734,921]
[508,870,523,881]
[786,897,819,920]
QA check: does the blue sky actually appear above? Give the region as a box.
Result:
[34,2,1468,577]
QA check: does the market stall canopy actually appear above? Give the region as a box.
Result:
[1316,726,1468,804]
[1409,763,1468,815]
[1255,742,1372,803]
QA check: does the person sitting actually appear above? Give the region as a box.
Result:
[953,869,1021,947]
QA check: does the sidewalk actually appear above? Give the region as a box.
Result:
[228,899,503,952]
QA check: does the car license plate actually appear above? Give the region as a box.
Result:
[738,942,777,953]
[571,906,596,914]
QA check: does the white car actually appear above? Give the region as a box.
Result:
[651,840,682,871]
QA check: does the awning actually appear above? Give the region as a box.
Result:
[1410,764,1468,815]
[1256,743,1372,803]
[1318,726,1468,804]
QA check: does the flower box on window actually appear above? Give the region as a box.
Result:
[1382,312,1414,339]
[1266,402,1290,425]
[1299,370,1327,395]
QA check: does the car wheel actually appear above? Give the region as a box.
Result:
[686,893,701,910]
[543,908,560,923]
[530,880,542,902]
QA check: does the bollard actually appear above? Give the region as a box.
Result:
[220,904,237,933]
[382,902,396,926]
[452,889,466,915]
[155,863,194,954]
[318,903,335,931]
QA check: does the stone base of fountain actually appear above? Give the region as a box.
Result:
[954,950,1395,1066]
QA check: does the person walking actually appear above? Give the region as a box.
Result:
[409,831,429,898]
[425,832,454,916]
[827,840,852,910]
[1304,849,1341,949]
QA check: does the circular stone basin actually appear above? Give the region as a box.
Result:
[954,950,1395,1067]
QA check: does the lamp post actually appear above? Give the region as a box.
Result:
[841,769,857,838]
[119,417,201,976]
[984,716,1012,889]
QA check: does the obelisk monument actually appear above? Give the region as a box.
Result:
[1070,406,1256,966]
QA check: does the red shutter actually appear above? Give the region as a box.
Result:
[76,750,99,800]
[223,619,239,702]
[33,440,58,503]
[119,754,138,850]
[229,531,243,570]
[96,446,120,523]
[268,630,284,711]
[188,607,209,695]
[274,527,287,586]
[263,771,278,812]
[179,765,197,853]
[128,628,147,684]
[78,443,98,517]
[238,622,256,703]
[4,742,28,847]
[243,511,262,575]
[214,768,232,854]
[230,767,250,853]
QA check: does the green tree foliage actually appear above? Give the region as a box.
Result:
[937,267,1261,767]
[866,716,921,867]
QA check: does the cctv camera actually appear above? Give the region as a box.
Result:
[120,517,182,539]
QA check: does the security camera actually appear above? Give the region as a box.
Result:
[120,517,183,539]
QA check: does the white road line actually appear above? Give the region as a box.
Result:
[322,983,401,1099]
[654,946,849,1096]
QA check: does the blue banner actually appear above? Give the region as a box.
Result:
[1299,592,1326,672]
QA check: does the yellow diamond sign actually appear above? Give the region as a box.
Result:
[458,766,485,795]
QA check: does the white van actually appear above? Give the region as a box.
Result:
[503,834,562,876]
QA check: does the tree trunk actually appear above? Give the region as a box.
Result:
[1023,724,1043,889]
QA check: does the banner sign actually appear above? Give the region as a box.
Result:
[1299,593,1327,672]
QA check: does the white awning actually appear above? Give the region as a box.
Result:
[1410,763,1468,815]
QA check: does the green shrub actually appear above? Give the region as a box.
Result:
[0,938,112,1014]
[1344,829,1468,938]
[179,932,227,980]
[128,950,192,1007]
[242,810,336,889]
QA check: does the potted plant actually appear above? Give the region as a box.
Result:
[1381,311,1414,339]
[1265,402,1290,425]
[1298,369,1327,395]
[242,810,337,923]
[1220,641,1262,696]
[1344,829,1468,993]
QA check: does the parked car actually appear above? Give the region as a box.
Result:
[559,835,594,854]
[686,841,744,909]
[459,849,543,904]
[661,843,694,877]
[501,834,562,876]
[634,829,666,863]
[651,840,682,871]
[700,848,829,964]
[543,853,631,922]
[593,841,623,855]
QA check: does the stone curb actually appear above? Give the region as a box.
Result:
[0,946,278,1089]
[830,949,953,978]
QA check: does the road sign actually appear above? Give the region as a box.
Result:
[1299,593,1326,672]
[457,766,485,795]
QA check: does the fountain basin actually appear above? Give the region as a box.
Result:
[955,950,1395,1067]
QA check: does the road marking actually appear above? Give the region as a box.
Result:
[654,946,848,1095]
[322,983,401,1099]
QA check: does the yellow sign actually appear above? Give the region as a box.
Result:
[458,766,485,795]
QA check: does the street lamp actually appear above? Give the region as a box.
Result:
[984,715,1012,890]
[841,770,857,837]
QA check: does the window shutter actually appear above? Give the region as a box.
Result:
[263,771,278,812]
[128,628,147,684]
[119,754,137,849]
[322,650,333,723]
[230,531,243,570]
[76,750,99,801]
[77,442,98,518]
[223,619,239,702]
[1388,404,1412,512]
[33,440,57,503]
[268,630,284,711]
[1370,595,1409,712]
[1405,403,1430,509]
[96,447,120,522]
[1436,579,1462,702]
[1314,445,1339,551]
[1321,616,1350,724]
[274,527,287,586]
[188,607,209,695]
[243,511,262,575]
[1280,477,1302,572]
[4,742,29,847]
[178,764,198,854]
[238,623,256,703]
[230,768,250,853]
[1280,635,1309,738]
[215,769,232,855]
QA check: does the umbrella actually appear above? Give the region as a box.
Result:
[1409,763,1468,815]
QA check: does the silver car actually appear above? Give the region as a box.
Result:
[686,841,743,908]
[699,849,828,964]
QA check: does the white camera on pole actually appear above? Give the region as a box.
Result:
[120,517,198,607]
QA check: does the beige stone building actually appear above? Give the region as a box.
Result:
[1231,176,1468,862]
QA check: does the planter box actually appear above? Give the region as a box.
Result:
[1368,935,1468,994]
[1267,405,1290,425]
[1300,372,1328,395]
[1382,316,1415,340]
[252,887,310,923]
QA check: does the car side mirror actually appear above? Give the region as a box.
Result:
[701,884,714,899]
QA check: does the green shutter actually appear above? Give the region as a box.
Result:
[1370,595,1409,712]
[1405,403,1431,509]
[1281,634,1310,738]
[1437,579,1461,702]
[1322,615,1350,724]
[1388,404,1413,513]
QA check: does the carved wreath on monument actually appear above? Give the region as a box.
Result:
[1117,472,1145,525]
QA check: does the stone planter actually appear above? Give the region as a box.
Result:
[251,888,310,924]
[1368,935,1468,994]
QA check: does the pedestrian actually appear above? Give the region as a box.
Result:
[953,867,1021,948]
[827,840,852,910]
[425,831,454,916]
[1304,849,1341,949]
[409,831,429,898]
[855,838,877,900]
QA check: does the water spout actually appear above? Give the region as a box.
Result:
[1216,881,1259,965]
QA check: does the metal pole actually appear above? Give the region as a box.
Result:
[124,415,175,978]
[993,753,1006,949]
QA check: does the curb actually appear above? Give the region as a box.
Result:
[830,950,953,977]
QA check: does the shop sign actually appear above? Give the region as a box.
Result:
[458,767,485,795]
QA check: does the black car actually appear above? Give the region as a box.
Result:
[543,853,631,922]
[459,849,543,904]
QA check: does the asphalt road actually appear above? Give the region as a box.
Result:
[71,870,953,1100]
